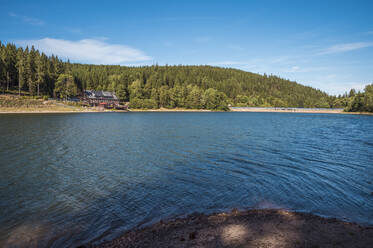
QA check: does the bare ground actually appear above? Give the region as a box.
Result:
[95,209,373,248]
[229,107,344,114]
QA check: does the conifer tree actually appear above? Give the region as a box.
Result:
[25,46,37,95]
[0,52,5,92]
[16,48,26,96]
[36,53,48,96]
[54,74,77,99]
[1,43,17,92]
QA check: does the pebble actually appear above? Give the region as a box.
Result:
[189,231,197,240]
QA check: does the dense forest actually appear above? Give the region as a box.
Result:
[344,86,373,113]
[0,41,372,111]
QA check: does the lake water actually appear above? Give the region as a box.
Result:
[0,112,373,247]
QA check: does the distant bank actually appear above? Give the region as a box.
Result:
[1,95,372,115]
[230,107,373,115]
[2,107,373,115]
[230,107,344,113]
[0,94,124,114]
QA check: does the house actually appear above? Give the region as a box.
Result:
[82,90,120,108]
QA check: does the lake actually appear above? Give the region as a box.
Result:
[0,112,372,247]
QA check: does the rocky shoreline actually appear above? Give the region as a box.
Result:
[93,209,373,248]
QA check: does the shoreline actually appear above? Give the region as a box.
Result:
[95,209,373,248]
[1,109,372,115]
[229,107,373,115]
[0,110,122,114]
[129,107,212,112]
[0,106,372,115]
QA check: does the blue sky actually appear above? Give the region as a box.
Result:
[1,0,373,95]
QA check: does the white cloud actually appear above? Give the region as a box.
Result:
[163,41,174,47]
[16,38,152,65]
[209,61,242,66]
[65,28,83,34]
[194,36,211,43]
[283,66,329,73]
[315,81,366,95]
[318,42,373,55]
[286,66,300,72]
[9,12,44,26]
[227,44,244,51]
[325,74,337,79]
[161,17,217,22]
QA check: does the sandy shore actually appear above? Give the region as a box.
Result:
[230,107,345,114]
[95,209,373,248]
[0,110,123,114]
[1,107,372,115]
[0,108,127,114]
[129,108,211,112]
[0,108,211,113]
[0,110,102,114]
[0,106,207,113]
[229,107,373,115]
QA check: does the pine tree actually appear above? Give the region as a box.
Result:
[16,48,26,96]
[54,74,77,99]
[1,43,18,92]
[0,42,5,92]
[36,53,48,96]
[25,46,37,95]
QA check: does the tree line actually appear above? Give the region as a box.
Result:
[344,85,373,112]
[0,41,372,111]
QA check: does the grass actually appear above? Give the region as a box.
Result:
[0,94,94,113]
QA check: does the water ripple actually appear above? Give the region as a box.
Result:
[0,112,373,247]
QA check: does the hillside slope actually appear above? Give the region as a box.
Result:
[1,41,336,110]
[71,64,332,109]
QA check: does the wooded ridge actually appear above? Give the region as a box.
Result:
[1,41,372,111]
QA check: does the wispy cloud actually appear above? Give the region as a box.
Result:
[313,81,367,95]
[283,65,329,73]
[318,42,373,55]
[9,12,44,26]
[16,38,152,65]
[226,44,244,51]
[161,17,217,22]
[325,74,337,79]
[209,61,243,66]
[286,66,300,73]
[208,60,259,71]
[163,41,174,47]
[208,56,294,71]
[194,36,211,43]
[65,27,83,34]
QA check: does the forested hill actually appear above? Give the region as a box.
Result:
[71,64,333,109]
[0,41,353,110]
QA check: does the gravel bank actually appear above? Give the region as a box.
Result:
[95,209,373,248]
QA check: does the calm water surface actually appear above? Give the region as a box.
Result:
[0,112,373,247]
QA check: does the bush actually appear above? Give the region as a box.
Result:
[129,98,159,109]
[129,97,143,108]
[142,99,158,109]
